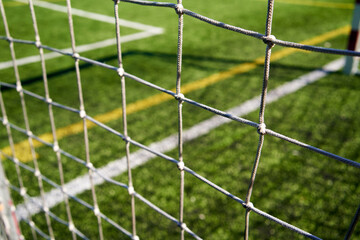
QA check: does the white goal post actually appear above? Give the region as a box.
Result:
[0,159,22,240]
[344,0,360,74]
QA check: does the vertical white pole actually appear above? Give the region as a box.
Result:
[344,0,360,75]
[0,161,22,240]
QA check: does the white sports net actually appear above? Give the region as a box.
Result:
[0,0,359,239]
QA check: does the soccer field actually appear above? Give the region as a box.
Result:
[1,0,360,239]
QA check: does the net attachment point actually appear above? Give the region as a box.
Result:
[68,222,75,232]
[34,169,41,177]
[175,4,184,14]
[29,221,35,227]
[117,67,125,77]
[177,161,185,171]
[175,93,185,102]
[46,98,53,104]
[2,117,8,126]
[263,35,276,47]
[72,53,80,59]
[243,202,254,211]
[35,40,41,48]
[257,123,266,135]
[86,162,94,170]
[43,206,49,213]
[79,110,86,119]
[20,187,27,197]
[128,186,135,195]
[178,222,187,230]
[53,143,60,152]
[16,84,22,93]
[93,206,100,216]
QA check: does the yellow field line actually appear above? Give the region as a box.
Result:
[1,25,350,162]
[256,0,353,9]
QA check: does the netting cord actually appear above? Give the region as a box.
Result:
[10,183,90,240]
[0,0,41,238]
[1,0,359,239]
[344,204,360,240]
[244,0,275,239]
[114,1,138,239]
[119,0,360,57]
[175,1,186,240]
[66,0,104,239]
[27,0,57,238]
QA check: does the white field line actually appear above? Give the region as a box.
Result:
[15,58,345,220]
[15,0,163,32]
[0,0,163,70]
[0,31,161,70]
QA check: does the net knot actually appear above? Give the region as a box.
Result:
[27,130,33,137]
[86,162,94,170]
[117,67,125,77]
[34,169,41,177]
[62,186,67,194]
[177,161,185,171]
[93,206,100,216]
[128,186,135,195]
[29,221,35,227]
[79,110,86,119]
[257,123,266,135]
[132,236,140,240]
[2,117,8,126]
[68,222,75,232]
[46,98,53,104]
[16,84,22,93]
[6,36,13,43]
[175,93,185,102]
[35,36,41,48]
[35,40,41,48]
[14,158,19,164]
[175,4,184,14]
[178,222,187,230]
[244,201,254,211]
[53,143,60,152]
[43,206,49,213]
[20,187,27,197]
[263,35,276,47]
[72,53,80,59]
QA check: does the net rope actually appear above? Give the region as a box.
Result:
[0,0,359,239]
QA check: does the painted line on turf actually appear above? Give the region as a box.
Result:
[0,25,350,162]
[3,0,64,7]
[256,0,353,9]
[0,31,162,70]
[15,57,345,220]
[15,0,163,32]
[0,0,163,70]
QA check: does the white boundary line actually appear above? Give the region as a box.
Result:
[16,0,163,32]
[0,0,163,70]
[15,58,345,220]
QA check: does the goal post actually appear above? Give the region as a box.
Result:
[344,0,360,75]
[0,160,22,240]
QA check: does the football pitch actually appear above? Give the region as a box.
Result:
[0,0,360,239]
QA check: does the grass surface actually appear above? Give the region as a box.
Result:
[0,0,359,239]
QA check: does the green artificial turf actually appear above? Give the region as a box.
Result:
[0,0,359,239]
